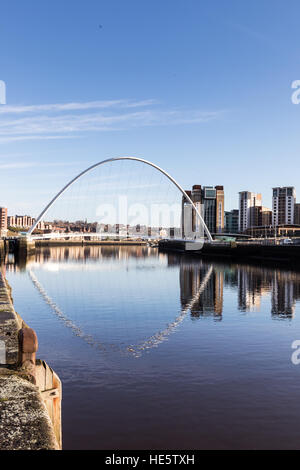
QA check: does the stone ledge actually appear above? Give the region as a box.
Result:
[0,273,23,365]
[0,271,61,450]
[0,371,59,450]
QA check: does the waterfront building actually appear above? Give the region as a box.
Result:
[225,209,239,233]
[195,185,224,234]
[182,185,225,236]
[8,215,45,231]
[294,203,300,225]
[272,186,296,226]
[215,186,225,233]
[246,205,273,232]
[0,207,7,237]
[8,215,34,228]
[191,185,202,234]
[201,185,224,234]
[243,224,300,238]
[259,207,273,226]
[239,191,262,232]
[181,190,194,239]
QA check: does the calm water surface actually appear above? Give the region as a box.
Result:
[4,246,300,449]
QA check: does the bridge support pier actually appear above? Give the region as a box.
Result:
[0,240,4,261]
[159,239,204,253]
[17,238,36,257]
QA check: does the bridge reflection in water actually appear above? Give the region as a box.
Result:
[4,246,300,450]
[6,245,300,324]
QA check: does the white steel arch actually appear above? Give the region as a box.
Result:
[27,156,213,242]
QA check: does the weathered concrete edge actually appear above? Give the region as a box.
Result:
[0,370,59,450]
[0,270,60,450]
[0,272,24,364]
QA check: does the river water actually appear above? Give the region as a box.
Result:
[4,245,300,449]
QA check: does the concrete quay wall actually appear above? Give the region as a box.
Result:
[159,240,300,264]
[36,239,147,247]
[201,241,300,263]
[0,271,61,450]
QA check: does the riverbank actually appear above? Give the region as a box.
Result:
[202,241,300,263]
[159,240,300,264]
[0,271,61,450]
[35,239,147,247]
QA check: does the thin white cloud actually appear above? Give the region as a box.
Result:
[0,160,81,170]
[0,152,28,159]
[0,110,222,136]
[0,162,35,169]
[0,98,225,143]
[0,99,158,114]
[0,135,79,143]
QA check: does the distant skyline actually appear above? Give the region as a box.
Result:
[1,0,300,215]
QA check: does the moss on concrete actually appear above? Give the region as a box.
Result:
[0,372,58,450]
[0,273,60,450]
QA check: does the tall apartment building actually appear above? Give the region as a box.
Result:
[181,190,194,239]
[0,207,7,237]
[295,203,300,225]
[197,185,224,234]
[225,209,239,233]
[191,186,202,234]
[239,191,262,232]
[272,187,296,226]
[215,186,225,233]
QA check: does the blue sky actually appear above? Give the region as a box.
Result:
[0,0,300,215]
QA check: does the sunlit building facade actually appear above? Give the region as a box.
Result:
[272,186,296,226]
[0,207,7,237]
[239,191,262,232]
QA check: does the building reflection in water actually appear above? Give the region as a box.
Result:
[170,254,300,320]
[173,256,223,320]
[3,246,300,320]
[234,264,300,318]
[5,245,157,271]
[237,265,273,312]
[271,270,300,317]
